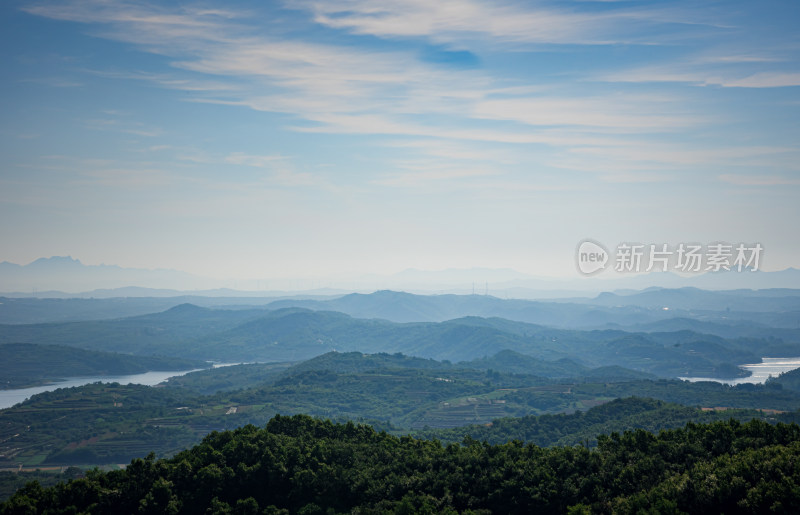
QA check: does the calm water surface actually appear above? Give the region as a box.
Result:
[0,369,200,410]
[679,357,800,386]
[4,358,797,410]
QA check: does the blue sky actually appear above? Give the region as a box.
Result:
[1,0,798,283]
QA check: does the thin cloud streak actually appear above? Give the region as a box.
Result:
[718,174,800,187]
[295,0,721,46]
[9,0,799,276]
[22,0,707,148]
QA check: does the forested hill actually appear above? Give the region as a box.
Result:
[4,414,800,514]
[0,343,207,388]
[0,305,788,377]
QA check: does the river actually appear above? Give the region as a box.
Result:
[679,357,800,386]
[4,357,798,410]
[0,369,201,410]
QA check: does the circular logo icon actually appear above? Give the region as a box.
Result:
[576,240,609,275]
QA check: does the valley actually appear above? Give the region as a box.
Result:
[3,288,800,509]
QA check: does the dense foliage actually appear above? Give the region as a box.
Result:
[0,470,83,504]
[4,414,800,514]
[2,290,800,511]
[6,350,800,471]
[571,379,798,411]
[416,397,790,447]
[162,362,293,395]
[770,368,800,393]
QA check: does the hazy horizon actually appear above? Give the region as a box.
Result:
[2,254,800,296]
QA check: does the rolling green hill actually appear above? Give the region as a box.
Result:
[4,351,800,473]
[417,396,793,447]
[0,304,788,378]
[0,304,268,356]
[0,343,207,389]
[5,414,800,513]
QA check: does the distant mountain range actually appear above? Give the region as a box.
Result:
[264,289,800,330]
[0,302,787,378]
[0,256,220,292]
[2,256,800,296]
[2,288,800,335]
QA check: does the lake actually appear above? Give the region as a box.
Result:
[679,357,800,386]
[0,369,201,410]
[4,357,797,410]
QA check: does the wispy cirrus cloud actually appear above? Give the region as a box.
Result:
[718,174,800,187]
[19,0,798,190]
[568,144,797,167]
[6,0,800,277]
[375,165,501,188]
[22,2,242,48]
[720,72,800,88]
[24,1,494,132]
[224,153,290,168]
[382,139,518,163]
[21,0,705,137]
[86,68,239,93]
[81,115,163,138]
[471,94,703,130]
[79,167,172,188]
[603,65,800,88]
[292,0,719,46]
[599,42,800,88]
[174,150,329,189]
[19,77,83,88]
